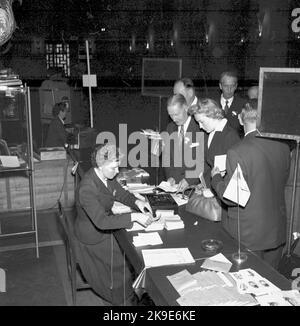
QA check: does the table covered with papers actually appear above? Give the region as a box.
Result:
[114,206,293,306]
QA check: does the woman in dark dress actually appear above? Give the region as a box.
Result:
[74,143,153,305]
[189,98,240,188]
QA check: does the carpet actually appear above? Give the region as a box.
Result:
[0,246,67,306]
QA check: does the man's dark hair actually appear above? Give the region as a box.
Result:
[52,102,66,117]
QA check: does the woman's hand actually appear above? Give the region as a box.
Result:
[131,213,154,227]
[135,199,153,215]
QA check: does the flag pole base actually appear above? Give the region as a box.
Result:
[232,252,248,265]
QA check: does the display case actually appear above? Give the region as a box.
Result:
[0,84,39,258]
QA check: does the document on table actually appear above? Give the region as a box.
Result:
[133,232,163,247]
[156,181,179,193]
[201,253,233,273]
[0,268,6,292]
[0,155,20,168]
[142,248,195,268]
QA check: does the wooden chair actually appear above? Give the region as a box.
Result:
[57,200,91,305]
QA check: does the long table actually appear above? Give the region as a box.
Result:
[114,206,292,306]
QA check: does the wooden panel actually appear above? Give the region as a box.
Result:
[0,159,75,212]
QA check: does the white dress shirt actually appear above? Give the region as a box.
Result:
[178,116,191,137]
[220,95,234,111]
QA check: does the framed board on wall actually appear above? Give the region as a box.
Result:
[142,58,182,97]
[257,67,300,140]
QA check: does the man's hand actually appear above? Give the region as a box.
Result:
[177,178,189,193]
[135,199,153,215]
[211,166,221,178]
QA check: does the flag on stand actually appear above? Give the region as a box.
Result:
[223,163,250,207]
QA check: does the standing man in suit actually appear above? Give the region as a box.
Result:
[162,94,205,191]
[173,78,198,107]
[211,99,291,269]
[215,71,245,137]
[45,102,69,147]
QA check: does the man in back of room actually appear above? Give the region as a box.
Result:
[213,71,245,137]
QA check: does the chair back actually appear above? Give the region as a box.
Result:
[0,139,10,155]
[57,201,78,284]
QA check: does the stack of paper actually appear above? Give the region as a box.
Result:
[164,215,184,230]
[126,183,155,194]
[142,248,195,268]
[133,232,163,247]
[126,211,184,232]
[156,181,179,193]
[168,269,257,306]
[133,248,195,291]
[0,268,6,292]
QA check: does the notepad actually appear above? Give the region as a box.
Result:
[0,155,20,168]
[142,248,195,268]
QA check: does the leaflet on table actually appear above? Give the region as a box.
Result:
[201,253,233,273]
[142,247,195,268]
[133,232,163,247]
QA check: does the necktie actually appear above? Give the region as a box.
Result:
[179,125,185,145]
[224,100,229,115]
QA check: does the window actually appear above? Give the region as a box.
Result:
[46,43,70,77]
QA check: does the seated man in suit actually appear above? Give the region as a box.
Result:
[211,99,291,269]
[173,78,198,107]
[45,102,69,147]
[213,71,245,137]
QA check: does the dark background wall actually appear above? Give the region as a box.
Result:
[1,0,300,146]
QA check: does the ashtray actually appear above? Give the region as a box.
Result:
[201,239,223,253]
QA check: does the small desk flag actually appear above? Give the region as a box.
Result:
[223,163,250,207]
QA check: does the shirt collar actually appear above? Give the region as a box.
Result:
[178,115,191,134]
[94,167,108,187]
[244,129,257,137]
[221,95,234,108]
[191,96,198,106]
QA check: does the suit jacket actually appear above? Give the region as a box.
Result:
[74,168,137,245]
[45,117,67,147]
[213,94,246,137]
[203,121,240,188]
[163,116,206,185]
[211,131,291,251]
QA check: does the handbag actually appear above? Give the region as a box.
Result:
[183,185,222,222]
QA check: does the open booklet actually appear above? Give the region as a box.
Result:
[155,181,180,193]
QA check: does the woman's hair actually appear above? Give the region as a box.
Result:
[188,98,224,120]
[52,102,66,117]
[91,143,123,168]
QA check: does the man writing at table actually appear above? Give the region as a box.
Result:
[211,99,291,269]
[149,94,205,192]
